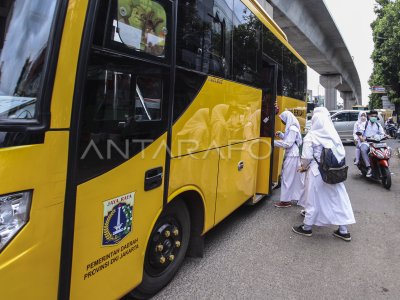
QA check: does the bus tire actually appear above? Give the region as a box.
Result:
[130,200,190,299]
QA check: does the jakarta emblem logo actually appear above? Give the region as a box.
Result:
[102,192,134,246]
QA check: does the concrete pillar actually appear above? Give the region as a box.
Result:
[340,91,355,110]
[320,75,342,111]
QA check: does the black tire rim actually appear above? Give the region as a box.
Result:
[144,217,183,277]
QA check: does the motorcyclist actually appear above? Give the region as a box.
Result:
[385,117,396,136]
[360,110,385,177]
[353,111,367,165]
[385,117,395,126]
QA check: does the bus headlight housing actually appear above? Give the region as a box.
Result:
[0,191,32,251]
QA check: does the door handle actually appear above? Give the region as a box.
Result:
[144,167,163,191]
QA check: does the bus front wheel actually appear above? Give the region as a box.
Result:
[130,200,191,299]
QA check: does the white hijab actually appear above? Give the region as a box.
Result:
[306,109,346,162]
[279,110,302,146]
[356,111,367,127]
[313,107,331,118]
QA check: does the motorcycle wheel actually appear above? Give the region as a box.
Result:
[381,166,391,190]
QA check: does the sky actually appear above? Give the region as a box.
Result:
[307,0,376,105]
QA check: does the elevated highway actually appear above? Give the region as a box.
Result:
[264,0,362,109]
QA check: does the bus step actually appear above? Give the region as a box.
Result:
[247,194,265,205]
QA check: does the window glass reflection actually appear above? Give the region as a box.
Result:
[232,0,261,86]
[177,0,232,78]
[0,0,57,121]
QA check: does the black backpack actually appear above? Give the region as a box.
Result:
[314,148,348,184]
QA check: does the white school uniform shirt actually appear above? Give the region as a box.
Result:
[363,121,385,139]
[301,139,321,176]
[274,127,300,157]
[353,122,366,141]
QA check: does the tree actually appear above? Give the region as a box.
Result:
[369,0,400,111]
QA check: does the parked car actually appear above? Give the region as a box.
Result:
[331,110,384,143]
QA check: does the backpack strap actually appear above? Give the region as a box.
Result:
[364,120,369,133]
[313,151,322,166]
[364,120,383,136]
[313,155,320,166]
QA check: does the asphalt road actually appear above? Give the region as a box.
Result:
[154,140,400,300]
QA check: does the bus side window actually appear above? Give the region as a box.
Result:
[283,49,305,101]
[90,70,133,123]
[232,0,262,86]
[262,26,283,65]
[78,60,167,182]
[135,76,163,121]
[177,0,232,78]
[99,0,170,60]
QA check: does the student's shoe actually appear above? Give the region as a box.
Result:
[366,167,372,177]
[292,225,312,237]
[333,229,351,242]
[300,210,306,217]
[274,201,291,208]
[353,160,359,165]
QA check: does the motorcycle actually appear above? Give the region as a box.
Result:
[396,127,400,139]
[384,122,397,138]
[356,134,392,189]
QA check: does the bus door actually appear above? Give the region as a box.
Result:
[65,0,174,299]
[256,56,278,194]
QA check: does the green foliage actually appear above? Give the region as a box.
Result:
[369,0,400,109]
[373,0,392,19]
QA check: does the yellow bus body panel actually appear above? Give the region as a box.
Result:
[256,137,272,194]
[170,76,261,230]
[70,134,167,300]
[214,139,259,225]
[172,77,262,157]
[51,0,88,129]
[169,149,219,233]
[0,132,68,299]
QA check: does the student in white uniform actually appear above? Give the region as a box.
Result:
[293,108,355,241]
[298,106,332,216]
[273,111,305,208]
[360,110,386,177]
[353,111,367,165]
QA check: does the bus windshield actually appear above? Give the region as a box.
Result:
[0,0,57,122]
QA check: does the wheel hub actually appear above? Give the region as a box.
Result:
[148,221,182,273]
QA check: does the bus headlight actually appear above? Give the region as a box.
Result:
[0,191,32,251]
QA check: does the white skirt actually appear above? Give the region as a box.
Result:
[280,156,305,202]
[302,168,356,226]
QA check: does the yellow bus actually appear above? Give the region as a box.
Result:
[0,0,306,299]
